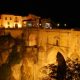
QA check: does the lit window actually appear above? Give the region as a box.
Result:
[7,22,10,28]
[8,22,10,25]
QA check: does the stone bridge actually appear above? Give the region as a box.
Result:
[1,28,80,80]
[3,28,80,61]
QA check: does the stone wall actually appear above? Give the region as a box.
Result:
[3,28,80,63]
[1,28,80,80]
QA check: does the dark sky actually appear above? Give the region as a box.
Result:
[0,0,80,28]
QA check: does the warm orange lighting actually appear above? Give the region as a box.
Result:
[18,24,22,28]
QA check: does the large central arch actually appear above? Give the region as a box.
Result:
[47,46,67,64]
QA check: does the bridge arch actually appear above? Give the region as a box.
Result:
[47,46,67,64]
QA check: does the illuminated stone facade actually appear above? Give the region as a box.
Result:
[0,14,53,29]
[22,14,40,28]
[1,28,80,80]
[0,14,23,28]
[0,14,41,28]
[3,28,80,63]
[1,14,79,80]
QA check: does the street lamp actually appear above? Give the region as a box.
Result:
[64,24,67,27]
[57,23,60,27]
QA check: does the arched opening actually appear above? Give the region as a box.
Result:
[15,24,18,28]
[47,47,67,65]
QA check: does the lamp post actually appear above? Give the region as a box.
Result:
[57,23,60,28]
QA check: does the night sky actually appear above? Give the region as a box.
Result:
[0,0,80,28]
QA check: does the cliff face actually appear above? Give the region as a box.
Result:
[0,33,22,80]
[0,32,39,80]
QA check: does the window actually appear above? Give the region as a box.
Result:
[15,17,18,22]
[15,24,18,28]
[10,17,12,20]
[8,22,10,25]
[5,17,7,20]
[56,40,59,46]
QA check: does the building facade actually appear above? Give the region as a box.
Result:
[0,14,54,29]
[22,14,41,28]
[0,14,23,28]
[0,14,41,28]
